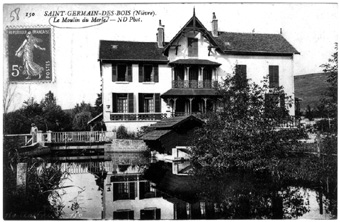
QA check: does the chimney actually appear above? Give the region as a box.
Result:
[211,12,218,37]
[157,20,165,48]
[280,28,283,35]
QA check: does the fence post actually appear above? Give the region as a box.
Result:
[47,130,52,142]
[17,163,27,194]
[36,130,43,144]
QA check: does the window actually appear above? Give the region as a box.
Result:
[112,64,132,82]
[113,182,136,200]
[112,93,134,113]
[113,210,134,219]
[117,94,128,113]
[188,38,198,57]
[269,65,279,88]
[140,209,161,220]
[235,65,247,88]
[144,95,155,112]
[139,93,161,113]
[139,64,159,82]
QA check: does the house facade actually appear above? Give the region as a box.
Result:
[99,11,299,132]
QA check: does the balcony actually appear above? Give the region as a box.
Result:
[110,113,167,121]
[172,80,218,89]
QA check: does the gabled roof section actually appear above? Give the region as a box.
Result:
[149,115,204,129]
[163,12,220,56]
[140,129,172,141]
[99,40,168,62]
[213,32,300,55]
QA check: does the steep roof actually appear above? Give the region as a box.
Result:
[213,31,300,55]
[163,13,220,56]
[99,40,168,62]
[163,12,299,56]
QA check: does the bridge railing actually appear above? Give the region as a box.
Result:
[5,131,117,146]
[49,131,116,143]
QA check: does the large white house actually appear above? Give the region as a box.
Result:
[99,11,299,132]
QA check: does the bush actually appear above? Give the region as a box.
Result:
[116,125,136,139]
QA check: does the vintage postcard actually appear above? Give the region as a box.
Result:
[3,2,338,220]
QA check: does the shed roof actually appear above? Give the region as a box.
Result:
[149,115,204,129]
[140,129,172,140]
[99,40,168,62]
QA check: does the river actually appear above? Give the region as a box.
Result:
[53,152,333,220]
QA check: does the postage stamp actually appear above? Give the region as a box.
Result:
[7,28,52,82]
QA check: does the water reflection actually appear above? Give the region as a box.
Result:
[57,152,332,219]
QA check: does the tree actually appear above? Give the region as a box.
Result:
[190,73,310,218]
[40,91,72,131]
[93,93,102,117]
[72,111,92,131]
[320,43,338,132]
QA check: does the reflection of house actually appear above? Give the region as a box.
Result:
[141,115,204,154]
[103,153,175,219]
[143,161,222,219]
[99,10,299,132]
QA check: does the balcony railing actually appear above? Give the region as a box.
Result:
[172,80,218,89]
[110,113,167,121]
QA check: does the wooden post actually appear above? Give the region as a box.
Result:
[189,98,193,115]
[203,98,208,113]
[173,98,177,116]
[47,130,52,142]
[17,163,27,193]
[37,130,43,144]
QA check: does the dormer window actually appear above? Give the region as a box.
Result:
[188,38,198,57]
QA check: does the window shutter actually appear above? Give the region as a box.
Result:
[128,65,132,82]
[139,64,144,82]
[138,93,144,112]
[269,65,279,87]
[139,181,146,199]
[155,93,161,112]
[129,182,136,199]
[113,183,118,201]
[156,209,161,219]
[128,211,134,220]
[128,93,134,113]
[112,93,117,112]
[112,64,117,82]
[153,65,159,82]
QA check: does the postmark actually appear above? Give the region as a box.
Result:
[7,27,52,82]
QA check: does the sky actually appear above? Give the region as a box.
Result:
[2,2,338,111]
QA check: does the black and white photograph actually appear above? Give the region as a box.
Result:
[2,2,338,219]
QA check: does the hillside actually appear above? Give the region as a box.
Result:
[294,73,330,110]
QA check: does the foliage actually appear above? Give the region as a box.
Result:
[93,93,103,117]
[320,43,338,132]
[72,111,92,131]
[189,72,335,218]
[116,125,136,139]
[3,91,72,134]
[3,136,67,219]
